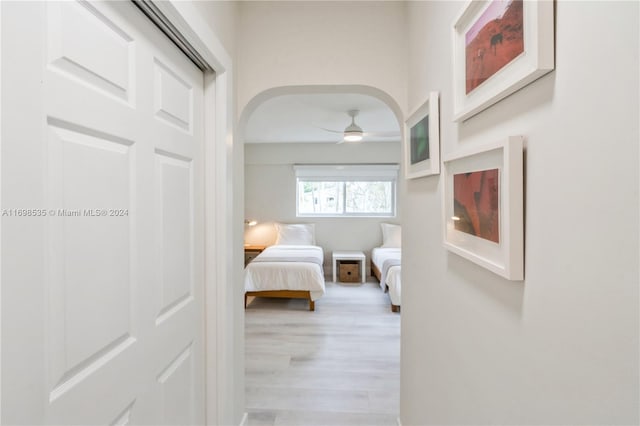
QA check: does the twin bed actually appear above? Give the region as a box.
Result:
[371,223,402,312]
[244,244,325,311]
[371,247,402,312]
[244,224,325,311]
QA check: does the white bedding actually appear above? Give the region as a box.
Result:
[244,245,326,301]
[371,247,401,290]
[386,265,402,307]
[372,247,402,308]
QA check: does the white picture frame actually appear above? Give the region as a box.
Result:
[442,136,524,280]
[405,92,440,179]
[452,0,554,122]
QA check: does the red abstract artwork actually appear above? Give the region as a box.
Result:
[465,0,524,94]
[453,169,500,243]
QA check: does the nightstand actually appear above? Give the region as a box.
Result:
[244,245,267,266]
[332,251,366,283]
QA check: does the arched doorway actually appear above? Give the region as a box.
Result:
[238,85,404,424]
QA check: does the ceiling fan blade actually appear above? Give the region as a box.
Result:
[317,126,343,134]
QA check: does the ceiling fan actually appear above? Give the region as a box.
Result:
[320,109,399,144]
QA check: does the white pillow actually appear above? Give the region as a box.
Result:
[381,223,401,248]
[274,223,316,245]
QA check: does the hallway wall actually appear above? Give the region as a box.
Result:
[236,1,407,118]
[191,1,238,58]
[401,1,639,424]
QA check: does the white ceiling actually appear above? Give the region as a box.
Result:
[244,93,401,144]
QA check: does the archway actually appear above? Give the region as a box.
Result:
[238,84,405,423]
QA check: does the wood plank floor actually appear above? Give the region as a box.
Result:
[245,280,400,426]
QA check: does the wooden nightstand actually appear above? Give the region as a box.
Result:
[244,245,267,266]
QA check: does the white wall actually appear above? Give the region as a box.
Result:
[401,1,639,425]
[236,1,407,119]
[190,1,238,58]
[245,142,401,273]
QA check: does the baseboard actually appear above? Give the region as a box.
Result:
[239,412,248,426]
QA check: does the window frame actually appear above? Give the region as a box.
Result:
[294,164,399,218]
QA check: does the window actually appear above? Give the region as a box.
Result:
[295,164,398,217]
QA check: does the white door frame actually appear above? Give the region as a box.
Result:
[0,2,241,424]
[148,3,242,425]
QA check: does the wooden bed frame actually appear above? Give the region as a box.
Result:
[371,262,400,312]
[371,262,382,283]
[244,290,315,311]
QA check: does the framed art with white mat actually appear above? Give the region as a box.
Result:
[442,136,524,280]
[452,0,554,122]
[405,92,440,179]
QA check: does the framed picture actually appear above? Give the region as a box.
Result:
[442,136,523,280]
[452,0,554,122]
[405,92,440,179]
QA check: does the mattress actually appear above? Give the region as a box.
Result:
[371,247,401,290]
[371,247,401,269]
[244,245,326,301]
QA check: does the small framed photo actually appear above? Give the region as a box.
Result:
[405,92,440,179]
[442,136,524,280]
[452,0,554,122]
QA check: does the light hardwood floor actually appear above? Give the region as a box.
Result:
[245,280,400,426]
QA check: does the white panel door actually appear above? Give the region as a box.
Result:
[1,1,205,424]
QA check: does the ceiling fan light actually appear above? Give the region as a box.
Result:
[343,118,363,142]
[344,131,363,142]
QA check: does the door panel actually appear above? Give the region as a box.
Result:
[158,344,195,425]
[46,1,134,103]
[2,1,205,424]
[47,122,135,401]
[156,152,193,325]
[154,59,194,132]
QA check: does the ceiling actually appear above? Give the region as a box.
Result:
[244,93,401,144]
